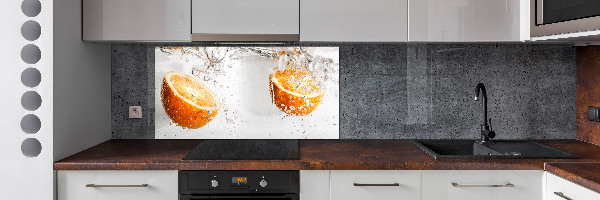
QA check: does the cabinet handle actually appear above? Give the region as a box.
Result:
[353,183,400,186]
[451,183,514,188]
[554,192,573,200]
[86,184,149,188]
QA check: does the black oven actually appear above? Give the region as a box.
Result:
[179,171,299,200]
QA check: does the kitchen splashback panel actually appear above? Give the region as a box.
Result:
[112,43,576,139]
[154,47,339,139]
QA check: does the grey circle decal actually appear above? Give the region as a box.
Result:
[21,138,42,157]
[21,68,41,88]
[21,0,41,17]
[21,114,41,134]
[21,20,41,41]
[21,44,41,64]
[21,91,42,111]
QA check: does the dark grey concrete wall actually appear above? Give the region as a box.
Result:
[112,44,155,139]
[112,43,576,139]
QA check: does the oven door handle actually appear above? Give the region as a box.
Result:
[210,197,296,199]
[180,195,298,200]
[181,197,210,200]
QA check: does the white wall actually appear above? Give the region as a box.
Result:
[53,0,111,162]
[0,0,54,199]
[0,0,110,199]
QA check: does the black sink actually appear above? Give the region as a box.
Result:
[412,140,579,159]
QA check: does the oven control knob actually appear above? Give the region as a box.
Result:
[259,179,268,188]
[211,180,219,188]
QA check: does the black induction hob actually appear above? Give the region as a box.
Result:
[182,140,300,160]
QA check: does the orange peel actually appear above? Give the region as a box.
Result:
[269,67,324,116]
[161,71,220,129]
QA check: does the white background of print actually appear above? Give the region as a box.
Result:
[155,47,339,139]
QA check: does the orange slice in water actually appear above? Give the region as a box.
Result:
[270,67,325,116]
[161,71,220,129]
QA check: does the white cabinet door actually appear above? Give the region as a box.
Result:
[409,0,529,42]
[330,170,420,200]
[83,0,191,41]
[422,170,543,200]
[301,0,408,42]
[300,170,330,200]
[192,0,299,39]
[545,172,600,200]
[57,170,178,200]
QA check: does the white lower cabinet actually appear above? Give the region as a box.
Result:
[422,170,543,200]
[57,170,178,200]
[57,169,600,200]
[545,172,600,200]
[330,170,421,200]
[300,170,330,200]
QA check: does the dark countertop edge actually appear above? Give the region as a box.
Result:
[52,139,600,194]
[53,165,543,171]
[545,162,600,194]
[53,161,545,171]
[51,139,590,172]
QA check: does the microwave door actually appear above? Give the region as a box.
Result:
[537,0,600,25]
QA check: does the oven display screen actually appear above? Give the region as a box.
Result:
[232,177,247,184]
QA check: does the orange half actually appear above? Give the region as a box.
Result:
[269,67,325,116]
[161,71,220,129]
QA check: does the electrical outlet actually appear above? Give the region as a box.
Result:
[129,106,142,119]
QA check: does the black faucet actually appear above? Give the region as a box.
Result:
[474,83,495,143]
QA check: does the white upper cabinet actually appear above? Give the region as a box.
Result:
[81,0,531,42]
[83,0,191,41]
[191,0,300,41]
[409,0,530,42]
[300,0,408,42]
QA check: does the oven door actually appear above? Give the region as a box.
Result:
[180,194,299,200]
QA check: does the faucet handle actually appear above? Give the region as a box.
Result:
[487,130,496,139]
[488,118,495,139]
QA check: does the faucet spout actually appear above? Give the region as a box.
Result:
[474,83,488,130]
[474,83,495,142]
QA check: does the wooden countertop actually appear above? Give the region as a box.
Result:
[54,139,600,195]
[54,139,600,171]
[545,162,600,194]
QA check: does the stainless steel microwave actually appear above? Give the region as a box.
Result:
[531,0,600,38]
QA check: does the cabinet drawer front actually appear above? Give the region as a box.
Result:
[408,0,527,42]
[83,0,191,41]
[57,170,178,200]
[192,0,299,34]
[546,172,600,200]
[300,0,408,42]
[330,170,421,200]
[422,170,542,200]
